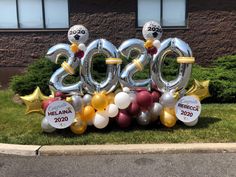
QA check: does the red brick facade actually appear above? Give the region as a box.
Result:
[0,0,235,67]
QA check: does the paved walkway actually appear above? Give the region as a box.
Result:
[0,153,235,177]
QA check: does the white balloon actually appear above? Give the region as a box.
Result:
[68,25,89,44]
[93,112,109,129]
[153,40,161,49]
[184,118,199,127]
[78,43,87,51]
[106,104,119,118]
[114,92,131,109]
[129,91,136,102]
[122,87,130,93]
[142,21,162,40]
[41,118,56,133]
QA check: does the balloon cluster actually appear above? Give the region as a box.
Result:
[21,21,211,135]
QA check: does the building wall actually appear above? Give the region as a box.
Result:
[0,0,235,67]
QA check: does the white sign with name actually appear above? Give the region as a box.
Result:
[175,96,201,123]
[45,100,75,129]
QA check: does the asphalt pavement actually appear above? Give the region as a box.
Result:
[0,153,235,177]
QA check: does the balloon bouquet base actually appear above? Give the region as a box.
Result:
[20,21,210,135]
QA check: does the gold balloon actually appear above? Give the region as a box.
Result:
[80,105,95,122]
[144,39,153,49]
[91,92,108,111]
[20,87,49,115]
[160,108,177,128]
[70,43,79,53]
[70,119,87,135]
[107,92,115,104]
[186,79,211,101]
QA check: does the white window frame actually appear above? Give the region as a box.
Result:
[137,0,188,28]
[0,0,69,30]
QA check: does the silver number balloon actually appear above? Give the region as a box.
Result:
[46,44,84,95]
[151,38,193,92]
[81,39,120,94]
[119,39,151,89]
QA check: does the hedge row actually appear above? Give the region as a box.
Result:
[10,55,236,103]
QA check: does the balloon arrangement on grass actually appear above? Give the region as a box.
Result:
[21,21,210,135]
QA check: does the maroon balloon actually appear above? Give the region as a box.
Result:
[75,50,84,58]
[55,91,66,99]
[136,91,153,111]
[41,97,60,111]
[127,101,140,117]
[151,91,161,102]
[135,88,148,92]
[151,82,159,91]
[116,111,131,129]
[147,47,157,55]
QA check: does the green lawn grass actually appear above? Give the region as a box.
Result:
[0,90,235,145]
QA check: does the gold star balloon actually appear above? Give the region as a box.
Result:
[186,79,211,101]
[20,87,49,115]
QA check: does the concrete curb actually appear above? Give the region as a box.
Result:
[1,143,236,156]
[0,143,41,156]
[38,143,236,156]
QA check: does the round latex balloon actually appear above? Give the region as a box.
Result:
[127,101,140,117]
[93,112,109,129]
[159,91,176,108]
[83,94,92,106]
[142,21,162,40]
[70,119,87,135]
[91,92,108,111]
[71,95,84,112]
[106,104,119,118]
[114,92,131,109]
[160,108,177,128]
[80,105,95,122]
[129,91,136,102]
[41,118,56,133]
[153,39,161,49]
[136,91,153,111]
[42,97,60,111]
[68,25,89,44]
[151,91,161,102]
[107,92,115,104]
[116,111,132,129]
[150,102,163,122]
[137,111,151,126]
[78,43,87,51]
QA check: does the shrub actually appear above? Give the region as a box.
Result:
[192,55,236,103]
[10,55,236,103]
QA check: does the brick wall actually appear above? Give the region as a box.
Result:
[0,0,235,67]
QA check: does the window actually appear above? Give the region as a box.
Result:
[0,0,69,29]
[137,0,187,28]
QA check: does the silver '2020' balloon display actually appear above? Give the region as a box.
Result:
[46,44,84,95]
[81,39,120,94]
[119,39,151,89]
[151,38,193,92]
[39,21,203,135]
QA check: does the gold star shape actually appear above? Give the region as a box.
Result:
[186,79,211,101]
[20,87,49,115]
